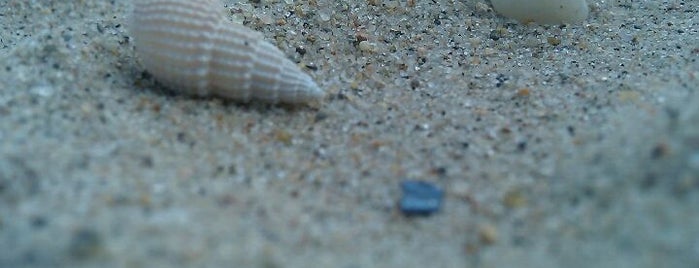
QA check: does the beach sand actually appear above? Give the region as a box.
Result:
[1,0,697,267]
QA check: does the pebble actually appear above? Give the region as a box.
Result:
[68,228,104,259]
[399,180,444,216]
[503,189,526,209]
[478,224,498,245]
[358,41,378,53]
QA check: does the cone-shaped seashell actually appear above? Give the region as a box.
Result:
[129,0,324,104]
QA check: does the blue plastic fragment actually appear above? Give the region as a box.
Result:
[399,180,444,216]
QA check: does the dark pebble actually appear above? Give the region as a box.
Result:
[30,216,47,228]
[489,30,502,41]
[399,180,444,216]
[295,46,307,55]
[68,228,103,259]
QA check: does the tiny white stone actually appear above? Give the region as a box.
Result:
[129,0,324,104]
[490,0,589,25]
[31,83,54,97]
[358,41,377,53]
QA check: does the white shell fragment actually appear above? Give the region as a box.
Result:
[490,0,589,25]
[130,0,324,104]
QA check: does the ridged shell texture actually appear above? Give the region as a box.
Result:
[130,0,323,103]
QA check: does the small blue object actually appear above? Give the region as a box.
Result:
[399,180,444,216]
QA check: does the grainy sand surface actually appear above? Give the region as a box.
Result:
[1,1,697,267]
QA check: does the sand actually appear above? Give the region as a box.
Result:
[1,0,697,267]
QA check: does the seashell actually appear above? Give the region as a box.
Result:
[129,0,324,104]
[490,0,589,25]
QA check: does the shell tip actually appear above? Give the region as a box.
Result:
[306,81,326,102]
